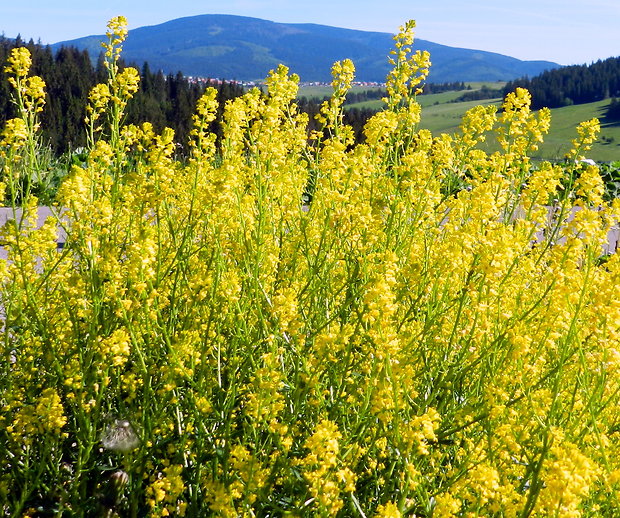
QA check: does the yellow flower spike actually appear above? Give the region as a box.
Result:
[566,117,600,160]
[4,47,32,79]
[301,419,356,516]
[521,161,563,212]
[9,389,67,442]
[496,87,550,160]
[317,59,356,135]
[331,58,355,96]
[88,83,112,109]
[375,502,401,517]
[538,441,600,516]
[146,465,187,516]
[103,15,129,61]
[385,20,430,110]
[1,47,47,197]
[107,15,129,41]
[265,64,300,105]
[228,444,270,503]
[191,87,219,160]
[113,66,140,102]
[194,87,219,124]
[0,118,29,150]
[575,164,605,207]
[98,328,132,367]
[459,104,498,149]
[23,80,46,118]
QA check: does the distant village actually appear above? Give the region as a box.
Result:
[185,76,387,89]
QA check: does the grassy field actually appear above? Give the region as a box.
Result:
[464,81,507,90]
[298,81,506,100]
[409,90,474,108]
[307,78,620,162]
[417,97,620,162]
[343,89,503,112]
[418,97,502,133]
[533,99,620,161]
[298,84,384,100]
[299,82,506,106]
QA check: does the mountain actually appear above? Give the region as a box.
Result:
[51,14,560,83]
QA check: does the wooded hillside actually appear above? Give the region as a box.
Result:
[503,57,620,116]
[0,36,245,154]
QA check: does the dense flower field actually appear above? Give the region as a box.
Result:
[1,16,620,517]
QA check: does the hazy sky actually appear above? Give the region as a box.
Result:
[1,1,618,66]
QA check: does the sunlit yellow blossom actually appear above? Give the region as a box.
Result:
[317,59,355,132]
[98,328,132,366]
[102,15,129,62]
[385,20,430,107]
[566,118,600,160]
[375,502,401,517]
[8,389,66,443]
[575,164,605,206]
[1,118,28,149]
[301,420,356,516]
[4,47,31,78]
[147,465,186,516]
[538,442,600,517]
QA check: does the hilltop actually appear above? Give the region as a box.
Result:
[52,14,559,83]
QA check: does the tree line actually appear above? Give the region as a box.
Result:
[0,36,245,155]
[453,85,503,103]
[1,36,381,154]
[503,57,620,118]
[344,81,469,104]
[0,36,405,153]
[298,81,469,108]
[608,97,620,120]
[1,36,489,155]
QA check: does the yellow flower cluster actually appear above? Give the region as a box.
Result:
[102,15,129,63]
[386,20,431,106]
[7,388,66,445]
[98,328,132,366]
[538,440,599,517]
[300,419,356,516]
[375,502,401,517]
[567,118,600,160]
[0,46,46,190]
[4,48,46,116]
[147,464,187,516]
[0,118,28,158]
[316,59,355,133]
[4,47,31,78]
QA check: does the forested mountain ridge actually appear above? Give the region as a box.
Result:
[0,36,245,153]
[51,14,559,83]
[0,36,379,154]
[503,57,620,111]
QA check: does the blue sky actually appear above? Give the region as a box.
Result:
[1,1,618,66]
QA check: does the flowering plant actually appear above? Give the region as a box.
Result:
[1,17,619,518]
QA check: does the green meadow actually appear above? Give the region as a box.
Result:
[336,85,620,162]
[531,99,620,162]
[297,84,384,99]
